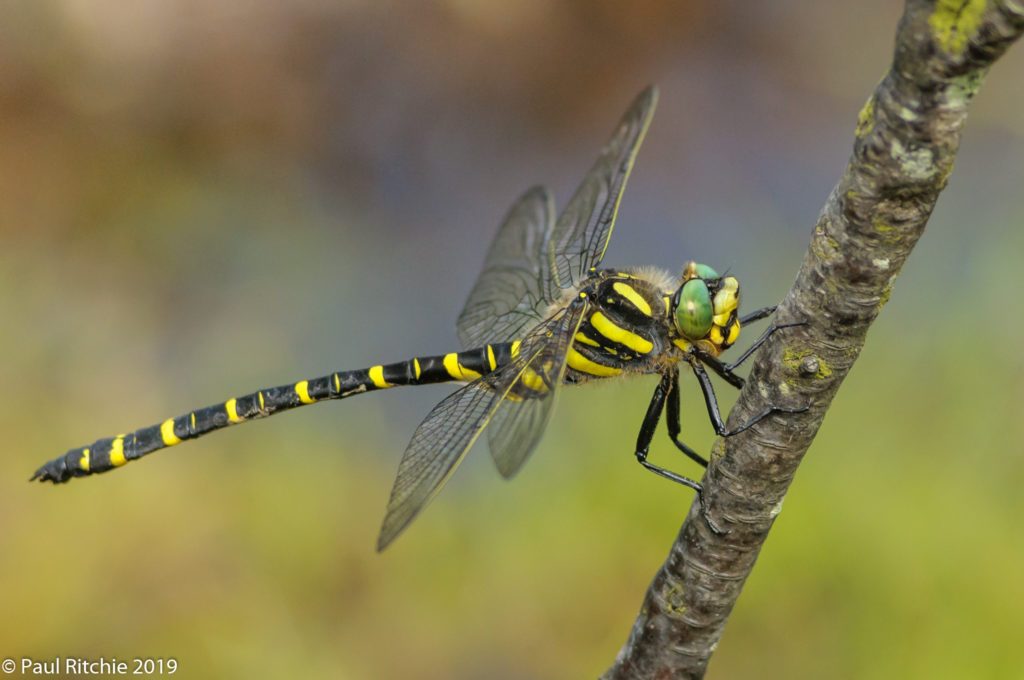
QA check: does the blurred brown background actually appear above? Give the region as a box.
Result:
[2,2,1023,679]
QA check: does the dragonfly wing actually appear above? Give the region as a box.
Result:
[376,377,504,551]
[383,89,658,544]
[485,301,586,479]
[547,86,658,295]
[456,186,556,349]
[457,87,658,349]
[377,303,585,549]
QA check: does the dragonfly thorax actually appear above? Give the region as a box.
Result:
[670,262,741,357]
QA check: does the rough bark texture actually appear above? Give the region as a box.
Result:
[603,2,1024,678]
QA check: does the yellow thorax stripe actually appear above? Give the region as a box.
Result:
[567,347,623,377]
[612,281,653,316]
[589,311,654,354]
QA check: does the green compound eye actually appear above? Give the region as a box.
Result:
[691,263,720,280]
[675,278,714,340]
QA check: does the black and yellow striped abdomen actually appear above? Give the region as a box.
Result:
[33,270,684,484]
[32,345,515,483]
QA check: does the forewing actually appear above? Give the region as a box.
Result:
[376,303,586,550]
[380,89,658,549]
[456,186,556,349]
[376,378,503,551]
[457,88,658,346]
[486,300,587,478]
[547,86,658,295]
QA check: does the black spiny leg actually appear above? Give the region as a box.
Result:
[634,370,702,493]
[664,366,708,467]
[738,305,777,326]
[722,320,806,373]
[698,306,807,387]
[689,356,808,438]
[691,305,779,388]
[634,370,726,534]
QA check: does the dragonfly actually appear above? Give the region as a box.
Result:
[32,86,802,550]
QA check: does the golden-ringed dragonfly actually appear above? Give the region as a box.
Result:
[32,86,802,550]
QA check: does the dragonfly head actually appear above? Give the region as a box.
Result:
[671,262,741,356]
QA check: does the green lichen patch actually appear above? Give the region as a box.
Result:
[942,70,987,109]
[929,0,987,54]
[890,138,937,181]
[665,584,687,615]
[878,279,896,308]
[783,347,833,380]
[856,96,875,137]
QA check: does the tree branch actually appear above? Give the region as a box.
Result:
[603,2,1024,678]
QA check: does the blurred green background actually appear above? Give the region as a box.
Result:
[2,2,1023,679]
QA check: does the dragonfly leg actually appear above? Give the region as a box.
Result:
[634,371,702,491]
[737,305,776,325]
[637,460,727,535]
[722,320,807,372]
[695,307,807,386]
[664,367,709,467]
[690,357,809,437]
[633,371,727,535]
[698,353,746,390]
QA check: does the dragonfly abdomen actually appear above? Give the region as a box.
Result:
[32,345,514,484]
